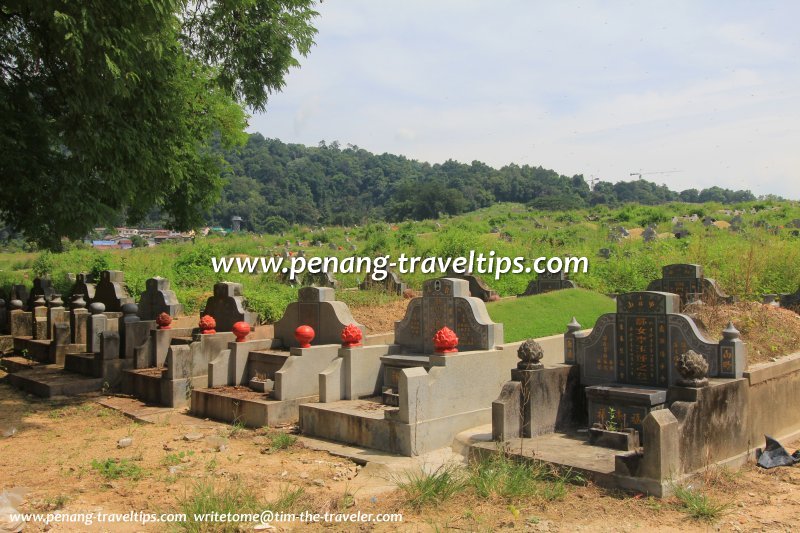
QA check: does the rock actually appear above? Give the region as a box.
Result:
[168,466,181,475]
[2,427,17,438]
[313,479,325,487]
[117,437,133,448]
[183,433,203,441]
[299,472,309,479]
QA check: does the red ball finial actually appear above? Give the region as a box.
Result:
[433,326,459,354]
[199,315,216,334]
[295,325,315,348]
[156,312,172,330]
[232,321,251,342]
[341,323,363,348]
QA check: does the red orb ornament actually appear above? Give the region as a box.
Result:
[295,325,315,348]
[232,321,251,342]
[433,326,459,354]
[199,315,216,334]
[156,312,173,330]
[341,323,363,348]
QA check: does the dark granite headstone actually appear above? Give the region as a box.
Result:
[27,277,55,309]
[518,269,577,297]
[93,270,134,312]
[445,270,499,302]
[69,273,96,301]
[394,278,503,354]
[647,263,734,307]
[359,268,407,296]
[201,282,257,332]
[138,277,183,320]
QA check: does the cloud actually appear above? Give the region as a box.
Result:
[249,0,800,198]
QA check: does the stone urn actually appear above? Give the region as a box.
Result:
[232,321,251,342]
[199,315,216,335]
[676,349,709,388]
[295,325,315,348]
[517,339,544,370]
[433,326,459,354]
[341,323,363,348]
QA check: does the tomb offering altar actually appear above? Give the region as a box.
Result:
[301,277,512,456]
[190,286,372,426]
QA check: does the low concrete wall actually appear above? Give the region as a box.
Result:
[273,344,341,401]
[319,345,387,402]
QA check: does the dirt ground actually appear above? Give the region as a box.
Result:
[349,298,409,335]
[2,379,800,532]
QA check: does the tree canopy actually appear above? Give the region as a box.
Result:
[0,0,318,249]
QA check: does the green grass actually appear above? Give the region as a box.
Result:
[468,453,578,502]
[486,288,616,341]
[266,431,297,451]
[395,464,467,509]
[672,485,731,521]
[173,481,262,533]
[91,458,144,481]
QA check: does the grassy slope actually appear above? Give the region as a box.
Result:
[487,289,616,342]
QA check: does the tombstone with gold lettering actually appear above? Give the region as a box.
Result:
[646,263,734,307]
[565,291,745,435]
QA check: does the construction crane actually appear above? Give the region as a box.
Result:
[630,170,681,180]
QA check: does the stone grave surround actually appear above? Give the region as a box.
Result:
[518,269,577,297]
[394,278,503,353]
[93,270,135,312]
[646,264,734,306]
[443,270,499,302]
[302,270,339,289]
[566,291,745,434]
[69,273,96,301]
[137,277,183,320]
[778,288,800,312]
[358,268,407,296]
[200,282,258,332]
[273,286,365,348]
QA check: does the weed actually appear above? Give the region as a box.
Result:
[90,458,144,481]
[394,463,466,509]
[174,481,262,532]
[672,484,730,521]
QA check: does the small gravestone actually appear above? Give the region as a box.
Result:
[273,286,364,348]
[598,248,611,259]
[69,273,96,301]
[518,269,577,297]
[647,263,733,307]
[93,270,134,312]
[395,277,503,354]
[138,277,183,320]
[778,288,800,312]
[303,270,339,289]
[11,285,29,307]
[359,268,407,296]
[27,277,55,309]
[201,282,257,332]
[642,226,657,242]
[328,242,338,250]
[445,270,499,302]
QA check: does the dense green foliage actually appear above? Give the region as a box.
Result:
[0,0,318,249]
[2,201,798,329]
[208,134,758,231]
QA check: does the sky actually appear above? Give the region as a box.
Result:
[249,1,800,199]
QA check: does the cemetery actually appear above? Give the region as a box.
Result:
[2,204,800,530]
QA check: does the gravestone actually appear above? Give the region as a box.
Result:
[646,264,733,306]
[303,270,339,289]
[598,248,611,259]
[394,277,503,354]
[445,270,499,302]
[518,269,577,297]
[70,295,90,345]
[27,277,55,309]
[137,277,183,320]
[273,286,364,348]
[642,226,657,242]
[201,282,257,332]
[566,291,745,434]
[69,273,96,301]
[93,270,134,312]
[11,285,29,307]
[359,268,407,296]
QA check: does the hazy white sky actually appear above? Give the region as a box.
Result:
[249,0,800,198]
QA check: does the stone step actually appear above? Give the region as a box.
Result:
[6,364,104,397]
[64,353,95,376]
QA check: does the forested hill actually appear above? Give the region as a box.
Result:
[210,133,757,232]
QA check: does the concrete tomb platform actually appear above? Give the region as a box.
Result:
[6,364,106,397]
[301,278,511,457]
[190,286,369,427]
[489,290,765,497]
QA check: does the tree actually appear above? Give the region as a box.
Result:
[0,0,318,249]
